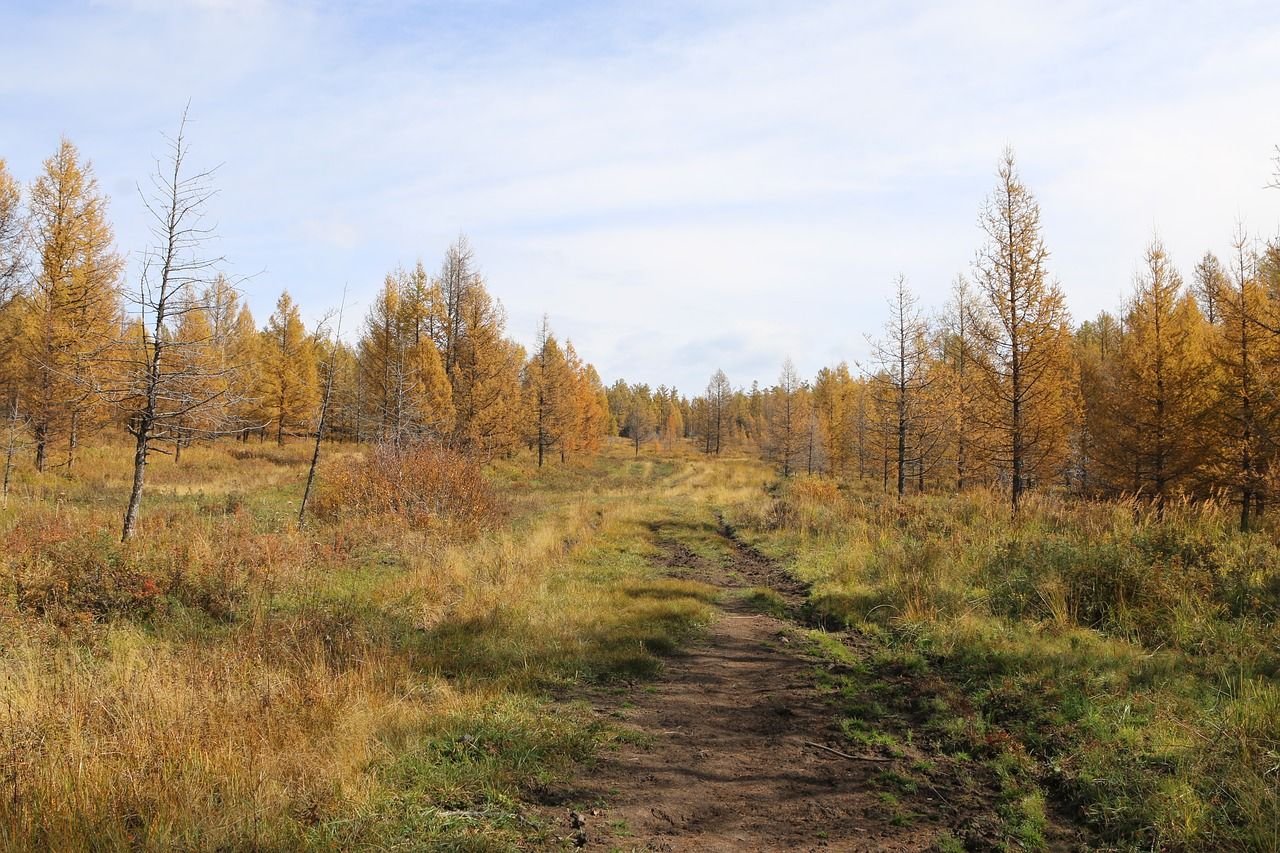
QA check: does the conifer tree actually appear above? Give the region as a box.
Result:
[24,139,122,471]
[971,149,1075,511]
[765,358,807,476]
[938,276,988,490]
[0,159,23,305]
[260,291,317,445]
[868,276,936,497]
[1073,310,1122,493]
[0,160,25,420]
[1193,252,1228,325]
[703,369,732,455]
[449,279,522,458]
[1209,232,1277,530]
[1095,241,1212,508]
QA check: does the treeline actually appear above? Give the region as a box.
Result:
[633,151,1280,527]
[0,133,612,535]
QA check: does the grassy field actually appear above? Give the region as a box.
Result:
[0,439,728,850]
[721,476,1280,851]
[2,439,1279,850]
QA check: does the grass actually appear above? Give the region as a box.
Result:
[723,472,1280,851]
[6,437,1279,849]
[0,437,715,849]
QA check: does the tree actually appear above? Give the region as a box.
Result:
[765,358,807,476]
[0,159,23,304]
[1208,231,1277,531]
[357,268,453,446]
[1094,240,1212,509]
[1193,252,1228,325]
[0,160,26,433]
[299,291,346,530]
[260,291,317,445]
[569,359,610,457]
[449,272,522,458]
[938,275,988,490]
[1073,310,1122,493]
[23,138,123,471]
[971,149,1075,512]
[522,316,574,467]
[868,276,936,498]
[624,386,657,456]
[115,114,242,541]
[704,369,731,454]
[439,236,476,376]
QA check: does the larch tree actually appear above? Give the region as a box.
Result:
[868,276,935,498]
[522,316,573,467]
[704,369,732,454]
[225,302,261,439]
[624,385,657,456]
[439,236,476,377]
[449,279,523,458]
[1073,310,1122,494]
[1095,240,1212,509]
[0,160,25,425]
[765,358,807,477]
[113,114,244,541]
[971,149,1075,512]
[1209,231,1277,530]
[357,268,454,445]
[569,359,610,457]
[938,275,988,490]
[812,363,860,477]
[23,139,123,472]
[1193,252,1227,325]
[358,273,407,443]
[0,159,23,305]
[260,290,317,445]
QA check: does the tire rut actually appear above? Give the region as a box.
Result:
[540,516,993,852]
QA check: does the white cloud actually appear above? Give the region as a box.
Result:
[1,0,1277,392]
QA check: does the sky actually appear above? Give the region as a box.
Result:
[1,0,1278,393]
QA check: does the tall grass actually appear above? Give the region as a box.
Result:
[729,473,1280,849]
[0,437,714,849]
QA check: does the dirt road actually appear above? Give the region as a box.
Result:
[541,518,1035,852]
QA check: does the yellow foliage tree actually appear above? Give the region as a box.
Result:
[1094,241,1213,508]
[971,150,1075,510]
[23,139,122,471]
[260,291,317,444]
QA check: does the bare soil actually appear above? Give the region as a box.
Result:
[540,518,1083,852]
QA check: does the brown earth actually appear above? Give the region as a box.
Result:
[536,517,1085,852]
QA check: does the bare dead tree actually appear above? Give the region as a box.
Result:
[299,290,346,530]
[108,108,245,541]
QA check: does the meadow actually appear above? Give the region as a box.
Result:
[2,438,1279,850]
[0,438,723,850]
[726,477,1280,850]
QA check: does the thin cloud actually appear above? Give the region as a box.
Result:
[1,0,1277,392]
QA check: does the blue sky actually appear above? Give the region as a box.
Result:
[2,0,1278,393]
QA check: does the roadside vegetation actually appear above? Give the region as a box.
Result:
[721,471,1280,851]
[0,438,715,850]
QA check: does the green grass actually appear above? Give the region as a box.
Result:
[725,473,1280,851]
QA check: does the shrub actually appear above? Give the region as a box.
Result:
[314,442,503,537]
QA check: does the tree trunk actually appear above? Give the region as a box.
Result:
[121,416,151,541]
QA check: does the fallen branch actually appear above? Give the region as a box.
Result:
[804,741,894,762]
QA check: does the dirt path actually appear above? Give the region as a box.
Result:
[541,517,1017,852]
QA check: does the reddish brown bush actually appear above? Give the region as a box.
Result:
[313,442,502,537]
